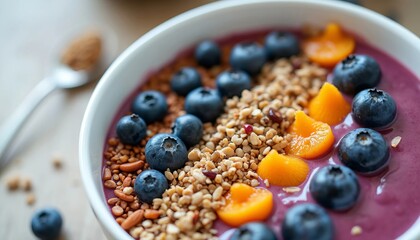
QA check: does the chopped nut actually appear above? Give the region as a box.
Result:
[391,136,402,148]
[351,225,363,236]
[282,187,301,193]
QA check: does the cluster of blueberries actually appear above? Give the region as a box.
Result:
[113,31,303,206]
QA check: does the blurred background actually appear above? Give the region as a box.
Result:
[0,0,419,239]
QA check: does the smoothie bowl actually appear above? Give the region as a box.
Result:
[79,0,420,239]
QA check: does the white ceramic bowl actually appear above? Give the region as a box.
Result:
[79,0,420,239]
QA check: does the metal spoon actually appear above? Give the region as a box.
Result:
[0,38,102,168]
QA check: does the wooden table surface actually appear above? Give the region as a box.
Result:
[0,0,418,239]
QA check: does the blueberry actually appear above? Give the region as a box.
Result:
[352,88,397,128]
[332,54,381,95]
[230,222,277,240]
[195,40,221,68]
[116,114,147,145]
[145,133,188,171]
[131,90,168,124]
[338,128,390,175]
[134,169,168,204]
[264,31,300,60]
[184,87,224,122]
[31,207,63,240]
[310,165,360,211]
[170,67,202,96]
[172,114,203,148]
[216,70,252,98]
[282,203,333,240]
[230,42,267,76]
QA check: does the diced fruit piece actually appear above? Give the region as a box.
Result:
[216,70,251,98]
[170,67,202,96]
[230,42,267,76]
[332,54,381,95]
[352,88,397,128]
[338,128,390,175]
[243,124,253,134]
[216,183,273,227]
[308,82,351,125]
[145,133,188,172]
[172,114,203,148]
[302,23,355,67]
[257,150,309,187]
[185,87,224,122]
[230,222,277,240]
[286,111,335,159]
[264,31,300,60]
[195,40,221,68]
[131,90,168,124]
[282,203,334,240]
[134,169,168,204]
[310,165,360,211]
[116,114,147,145]
[31,207,63,240]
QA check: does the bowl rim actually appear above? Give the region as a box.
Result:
[79,1,420,239]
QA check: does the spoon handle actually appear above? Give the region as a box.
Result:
[0,78,57,168]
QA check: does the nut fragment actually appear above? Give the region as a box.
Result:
[121,210,144,230]
[391,136,402,148]
[120,161,144,172]
[351,225,363,236]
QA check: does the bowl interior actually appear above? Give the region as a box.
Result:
[79,1,420,239]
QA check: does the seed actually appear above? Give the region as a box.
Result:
[351,225,363,236]
[391,136,402,148]
[121,209,144,230]
[104,180,117,189]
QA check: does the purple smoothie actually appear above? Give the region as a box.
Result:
[103,29,420,240]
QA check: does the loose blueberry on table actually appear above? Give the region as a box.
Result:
[31,207,63,240]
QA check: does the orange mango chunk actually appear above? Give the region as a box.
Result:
[216,183,273,227]
[258,150,309,187]
[309,82,351,125]
[303,23,355,67]
[286,111,334,159]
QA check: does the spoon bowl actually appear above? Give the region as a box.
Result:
[0,34,103,168]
